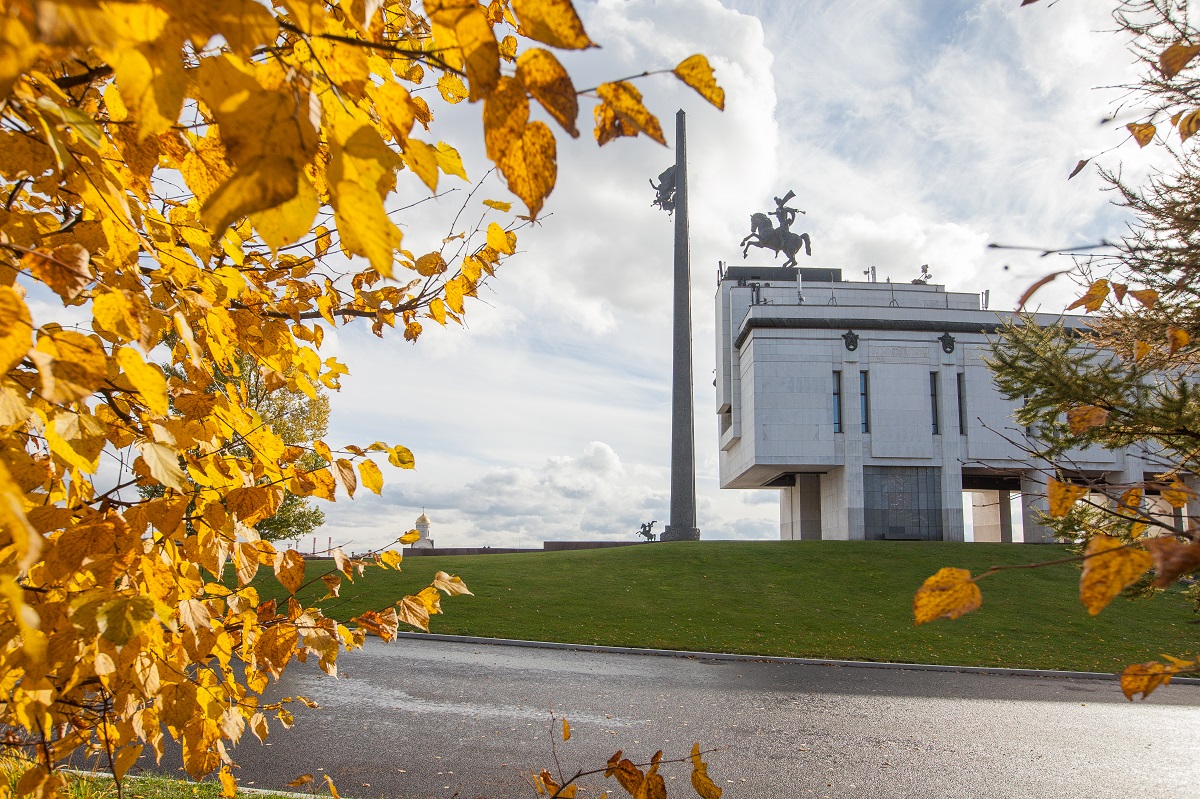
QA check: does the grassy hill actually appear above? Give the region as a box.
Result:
[258,541,1199,673]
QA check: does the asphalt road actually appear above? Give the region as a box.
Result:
[199,638,1200,799]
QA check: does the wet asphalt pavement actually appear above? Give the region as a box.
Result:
[193,637,1200,799]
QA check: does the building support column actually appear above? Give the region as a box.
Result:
[999,489,1013,543]
[1021,471,1054,543]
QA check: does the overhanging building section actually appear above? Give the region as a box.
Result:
[714,265,1178,543]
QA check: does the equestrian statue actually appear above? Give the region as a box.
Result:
[740,190,811,268]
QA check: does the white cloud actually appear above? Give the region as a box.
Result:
[309,0,1163,552]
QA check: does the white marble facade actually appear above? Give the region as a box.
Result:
[714,266,1187,543]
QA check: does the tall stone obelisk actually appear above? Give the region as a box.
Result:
[662,110,699,541]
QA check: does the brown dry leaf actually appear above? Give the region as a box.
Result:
[498,120,557,218]
[1161,42,1200,78]
[510,0,596,49]
[1079,534,1152,615]
[1015,269,1069,310]
[1066,405,1108,435]
[334,458,356,498]
[1142,536,1200,586]
[596,81,665,145]
[1180,109,1200,142]
[912,567,982,624]
[1126,121,1156,147]
[1168,327,1189,354]
[22,244,93,301]
[321,573,341,597]
[1067,158,1090,179]
[1047,477,1088,517]
[1129,288,1158,308]
[516,48,579,137]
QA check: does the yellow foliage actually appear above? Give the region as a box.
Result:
[1079,534,1153,616]
[912,567,982,624]
[0,0,722,789]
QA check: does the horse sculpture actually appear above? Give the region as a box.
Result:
[740,212,812,268]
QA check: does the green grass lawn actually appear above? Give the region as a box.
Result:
[255,541,1199,673]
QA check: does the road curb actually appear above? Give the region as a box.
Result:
[392,631,1200,685]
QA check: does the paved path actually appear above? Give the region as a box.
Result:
[215,638,1200,799]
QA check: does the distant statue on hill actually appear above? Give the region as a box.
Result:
[741,190,812,268]
[637,521,658,542]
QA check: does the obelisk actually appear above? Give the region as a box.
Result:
[662,110,699,541]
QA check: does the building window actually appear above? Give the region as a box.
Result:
[957,372,967,436]
[930,372,940,435]
[832,370,843,433]
[859,370,870,434]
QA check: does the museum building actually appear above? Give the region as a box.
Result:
[714,265,1184,543]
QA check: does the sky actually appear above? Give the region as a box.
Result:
[277,0,1173,552]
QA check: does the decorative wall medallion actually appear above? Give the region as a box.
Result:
[842,330,859,351]
[938,332,956,354]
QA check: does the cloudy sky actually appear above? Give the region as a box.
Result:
[302,0,1169,552]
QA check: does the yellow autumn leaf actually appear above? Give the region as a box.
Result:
[274,549,306,595]
[510,0,596,49]
[202,157,301,234]
[562,718,570,740]
[322,573,342,598]
[1080,534,1153,615]
[403,138,441,191]
[415,252,448,277]
[483,199,512,212]
[399,529,421,544]
[428,297,448,325]
[444,275,466,314]
[483,76,530,162]
[1121,661,1180,700]
[1065,279,1110,313]
[379,549,403,569]
[517,48,579,136]
[1160,41,1200,78]
[436,142,468,181]
[913,567,982,624]
[1117,487,1142,517]
[437,73,469,104]
[1126,121,1155,147]
[498,120,557,218]
[225,485,284,526]
[96,595,157,646]
[389,445,416,469]
[30,330,108,404]
[0,286,33,373]
[250,171,320,253]
[690,743,722,799]
[117,346,169,415]
[674,54,725,110]
[1133,340,1151,360]
[1161,479,1191,509]
[1047,477,1089,517]
[333,180,402,277]
[486,222,516,255]
[596,81,666,146]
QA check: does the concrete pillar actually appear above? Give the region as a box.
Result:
[1021,471,1054,543]
[936,352,965,541]
[971,491,1002,542]
[841,349,864,540]
[779,486,795,540]
[820,468,850,540]
[794,475,821,540]
[999,489,1013,543]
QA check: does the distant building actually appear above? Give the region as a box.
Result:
[714,265,1188,542]
[412,511,434,549]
